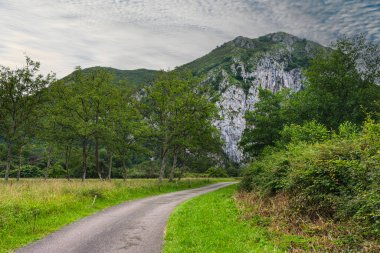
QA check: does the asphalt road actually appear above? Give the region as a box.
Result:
[16,182,235,253]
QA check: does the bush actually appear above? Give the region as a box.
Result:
[279,120,330,146]
[240,119,380,241]
[8,165,44,178]
[49,164,67,178]
[206,167,228,177]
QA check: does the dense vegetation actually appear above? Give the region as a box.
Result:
[0,62,223,181]
[240,35,380,251]
[0,178,225,253]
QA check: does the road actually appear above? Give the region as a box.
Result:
[16,182,235,253]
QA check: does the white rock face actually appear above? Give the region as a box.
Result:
[213,56,303,163]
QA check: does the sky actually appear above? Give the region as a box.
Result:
[0,0,379,77]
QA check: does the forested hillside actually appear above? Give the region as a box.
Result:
[63,67,158,87]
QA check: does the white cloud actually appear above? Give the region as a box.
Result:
[0,0,378,77]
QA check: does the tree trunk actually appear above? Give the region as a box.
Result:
[65,145,71,181]
[177,167,183,181]
[169,150,177,182]
[17,147,22,181]
[107,152,113,181]
[95,138,102,180]
[159,136,168,183]
[82,139,88,182]
[159,149,167,183]
[122,159,127,182]
[4,141,13,181]
[44,146,52,180]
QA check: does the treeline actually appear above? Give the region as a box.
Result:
[0,60,222,181]
[240,35,380,249]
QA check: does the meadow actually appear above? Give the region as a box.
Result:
[0,178,224,253]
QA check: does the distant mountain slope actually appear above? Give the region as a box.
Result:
[63,67,158,87]
[179,32,327,162]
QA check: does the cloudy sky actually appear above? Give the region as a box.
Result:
[1,0,379,77]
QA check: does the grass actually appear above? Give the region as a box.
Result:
[236,191,380,252]
[164,185,285,253]
[0,178,228,253]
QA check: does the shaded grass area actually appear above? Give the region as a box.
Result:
[164,185,288,253]
[0,178,227,253]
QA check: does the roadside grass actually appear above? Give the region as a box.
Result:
[164,185,289,253]
[236,191,380,252]
[0,178,228,253]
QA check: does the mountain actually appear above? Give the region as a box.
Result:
[179,32,326,162]
[62,32,326,163]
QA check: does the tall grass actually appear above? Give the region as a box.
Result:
[0,178,224,253]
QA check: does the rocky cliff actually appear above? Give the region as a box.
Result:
[181,32,325,162]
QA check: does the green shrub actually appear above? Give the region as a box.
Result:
[240,119,380,241]
[336,121,360,139]
[206,167,228,177]
[279,120,330,146]
[15,165,44,178]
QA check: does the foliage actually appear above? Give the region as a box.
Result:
[63,67,158,87]
[278,120,330,146]
[0,57,55,180]
[239,36,380,249]
[240,88,290,156]
[0,60,224,181]
[242,35,380,160]
[286,35,380,129]
[146,70,221,182]
[240,119,380,246]
[206,167,228,178]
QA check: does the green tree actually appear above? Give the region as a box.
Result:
[146,71,220,183]
[48,67,118,181]
[41,79,79,179]
[289,35,380,129]
[0,57,55,180]
[240,88,289,157]
[104,87,151,181]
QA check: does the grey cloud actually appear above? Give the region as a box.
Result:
[0,0,378,77]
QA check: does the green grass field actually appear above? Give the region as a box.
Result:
[0,178,226,253]
[164,185,284,253]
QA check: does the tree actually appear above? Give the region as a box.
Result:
[146,71,220,183]
[168,91,221,181]
[104,87,150,181]
[47,67,118,181]
[40,80,78,180]
[290,35,380,129]
[240,88,289,157]
[0,57,55,180]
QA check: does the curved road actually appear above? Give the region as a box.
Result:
[16,182,235,253]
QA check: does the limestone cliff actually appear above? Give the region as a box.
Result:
[181,32,325,162]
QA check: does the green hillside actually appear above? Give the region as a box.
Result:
[179,32,325,75]
[63,66,158,87]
